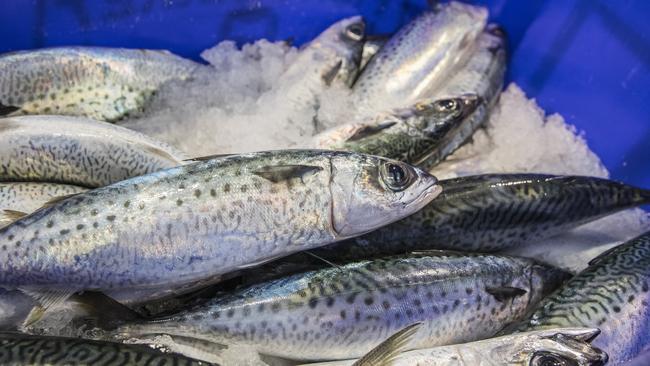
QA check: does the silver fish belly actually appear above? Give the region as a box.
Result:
[0,115,187,187]
[0,150,439,303]
[352,2,487,115]
[119,252,568,361]
[0,47,200,121]
[510,230,650,364]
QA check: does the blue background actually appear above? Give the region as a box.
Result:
[0,0,648,188]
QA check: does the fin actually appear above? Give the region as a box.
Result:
[253,165,323,183]
[321,60,343,86]
[352,322,421,366]
[0,104,19,116]
[0,210,28,227]
[486,286,527,302]
[304,251,343,271]
[142,145,182,164]
[346,121,397,141]
[587,245,620,266]
[19,288,78,327]
[40,192,84,210]
[183,153,235,162]
[71,291,142,329]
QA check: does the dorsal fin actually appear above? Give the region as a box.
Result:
[0,210,28,227]
[352,322,421,366]
[0,104,20,116]
[486,286,527,302]
[253,165,323,183]
[346,121,397,142]
[183,153,234,162]
[41,192,84,209]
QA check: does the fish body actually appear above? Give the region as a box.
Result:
[0,115,187,187]
[0,47,199,121]
[0,332,214,365]
[119,252,568,361]
[0,182,87,213]
[301,174,650,263]
[352,2,487,115]
[314,94,480,167]
[511,230,650,364]
[305,328,607,366]
[416,25,507,168]
[0,150,439,306]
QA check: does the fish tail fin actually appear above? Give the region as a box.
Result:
[638,187,650,205]
[352,322,421,366]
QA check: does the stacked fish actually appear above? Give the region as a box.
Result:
[0,2,647,366]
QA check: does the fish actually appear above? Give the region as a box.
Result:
[508,229,650,364]
[267,16,366,136]
[416,24,507,168]
[352,2,487,116]
[0,47,200,122]
[359,35,388,71]
[117,251,569,361]
[313,94,481,167]
[294,174,650,263]
[0,115,188,187]
[0,182,87,213]
[0,150,440,322]
[304,326,608,366]
[0,332,215,365]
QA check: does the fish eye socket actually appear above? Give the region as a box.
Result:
[380,162,413,192]
[345,23,365,41]
[530,352,577,366]
[435,99,460,113]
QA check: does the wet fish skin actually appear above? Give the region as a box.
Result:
[417,25,507,168]
[0,333,215,365]
[314,94,480,166]
[0,47,199,121]
[300,174,650,263]
[0,182,87,213]
[0,115,187,187]
[352,2,487,115]
[0,150,439,305]
[305,328,608,366]
[119,251,569,361]
[359,35,388,72]
[510,230,650,364]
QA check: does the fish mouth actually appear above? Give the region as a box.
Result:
[459,94,483,118]
[403,177,442,209]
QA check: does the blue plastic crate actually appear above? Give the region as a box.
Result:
[1,0,647,188]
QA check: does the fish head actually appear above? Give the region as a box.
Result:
[329,153,441,238]
[314,16,366,87]
[528,262,573,305]
[498,328,608,366]
[409,94,481,133]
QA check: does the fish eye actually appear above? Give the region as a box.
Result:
[345,23,365,41]
[530,352,578,366]
[435,98,460,113]
[380,162,413,192]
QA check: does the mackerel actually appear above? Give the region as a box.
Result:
[510,230,650,364]
[118,251,568,361]
[306,327,607,366]
[0,47,199,121]
[0,115,187,187]
[0,150,439,318]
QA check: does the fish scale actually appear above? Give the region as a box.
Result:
[119,252,568,361]
[298,174,650,263]
[0,333,215,365]
[0,150,439,308]
[511,230,650,364]
[0,47,200,121]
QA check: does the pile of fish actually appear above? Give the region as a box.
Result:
[0,1,647,365]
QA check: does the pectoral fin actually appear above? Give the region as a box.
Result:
[19,287,79,327]
[346,121,397,142]
[253,165,323,183]
[0,210,28,227]
[352,322,421,366]
[486,286,527,302]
